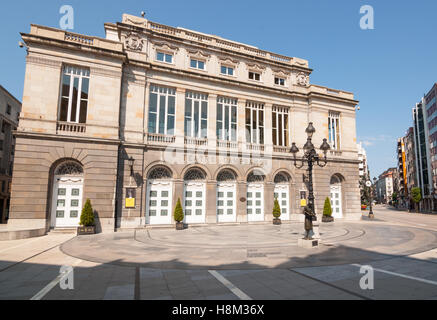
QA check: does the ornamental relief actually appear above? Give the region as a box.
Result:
[152,41,179,52]
[246,62,266,72]
[124,32,145,52]
[218,56,240,66]
[296,72,310,87]
[272,68,291,77]
[187,49,211,60]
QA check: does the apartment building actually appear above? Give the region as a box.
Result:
[425,83,437,209]
[8,14,361,232]
[0,85,21,223]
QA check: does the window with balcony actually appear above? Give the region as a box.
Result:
[156,51,173,64]
[248,71,261,81]
[221,65,234,76]
[245,101,264,144]
[217,97,237,142]
[328,112,341,150]
[272,106,289,147]
[190,59,205,70]
[184,91,208,139]
[59,65,90,124]
[274,77,285,86]
[148,85,176,136]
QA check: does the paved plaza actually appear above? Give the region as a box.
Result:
[1,205,437,300]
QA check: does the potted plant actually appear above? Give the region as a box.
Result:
[174,198,185,230]
[322,197,334,222]
[77,199,96,235]
[273,198,282,225]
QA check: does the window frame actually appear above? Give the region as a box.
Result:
[189,58,206,71]
[248,71,261,82]
[184,91,208,139]
[272,106,290,147]
[274,76,286,87]
[148,85,176,136]
[220,65,235,76]
[216,96,238,142]
[245,101,265,145]
[58,65,90,124]
[328,111,341,150]
[156,51,174,64]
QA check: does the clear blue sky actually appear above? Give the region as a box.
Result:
[1,0,437,178]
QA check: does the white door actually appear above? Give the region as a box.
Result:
[217,183,236,223]
[184,182,206,224]
[247,184,264,222]
[330,185,343,219]
[274,184,290,221]
[51,177,83,228]
[146,181,172,225]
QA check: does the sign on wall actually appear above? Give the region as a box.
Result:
[300,191,307,207]
[125,188,136,208]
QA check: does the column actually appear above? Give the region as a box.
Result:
[264,103,273,155]
[207,94,217,149]
[175,88,186,146]
[236,181,248,223]
[237,99,246,152]
[264,182,275,222]
[205,180,217,224]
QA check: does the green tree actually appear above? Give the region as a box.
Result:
[80,199,95,227]
[174,198,184,223]
[273,198,281,219]
[411,187,422,212]
[323,197,333,217]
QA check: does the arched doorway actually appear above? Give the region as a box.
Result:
[146,166,173,225]
[274,172,291,221]
[217,169,237,223]
[330,174,344,219]
[247,170,265,222]
[51,161,84,228]
[184,168,207,224]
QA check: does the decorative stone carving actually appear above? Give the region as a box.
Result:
[152,41,179,52]
[296,72,310,87]
[272,68,291,77]
[187,49,210,59]
[218,56,239,65]
[125,33,144,52]
[247,63,266,71]
[122,14,147,27]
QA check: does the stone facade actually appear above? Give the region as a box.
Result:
[9,14,361,233]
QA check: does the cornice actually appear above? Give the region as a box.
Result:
[26,55,62,69]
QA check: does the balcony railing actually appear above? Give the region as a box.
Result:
[273,146,289,153]
[57,121,86,134]
[146,133,176,144]
[217,140,238,149]
[185,137,208,146]
[246,143,265,152]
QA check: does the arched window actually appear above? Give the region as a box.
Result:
[148,167,172,180]
[184,168,206,181]
[330,174,343,185]
[274,172,290,184]
[217,169,237,182]
[55,161,83,176]
[247,170,266,183]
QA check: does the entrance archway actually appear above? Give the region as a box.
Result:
[330,174,344,219]
[51,161,84,228]
[184,168,207,224]
[146,166,173,225]
[216,169,237,223]
[274,172,291,221]
[247,170,265,222]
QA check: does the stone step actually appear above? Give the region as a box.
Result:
[49,227,77,234]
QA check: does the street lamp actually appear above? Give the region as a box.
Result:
[128,157,135,177]
[365,176,375,219]
[290,123,331,240]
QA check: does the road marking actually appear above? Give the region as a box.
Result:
[30,259,82,300]
[208,270,252,300]
[351,264,437,286]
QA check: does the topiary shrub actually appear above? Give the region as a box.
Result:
[273,198,281,219]
[174,198,184,223]
[323,197,333,217]
[80,199,95,227]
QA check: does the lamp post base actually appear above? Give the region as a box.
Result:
[298,238,319,248]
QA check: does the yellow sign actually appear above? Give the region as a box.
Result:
[125,198,135,208]
[300,199,307,207]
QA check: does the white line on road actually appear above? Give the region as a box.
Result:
[30,259,82,300]
[208,270,252,300]
[351,264,437,286]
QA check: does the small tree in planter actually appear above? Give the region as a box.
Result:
[411,187,422,213]
[322,197,334,222]
[77,199,96,235]
[174,198,185,230]
[273,198,282,225]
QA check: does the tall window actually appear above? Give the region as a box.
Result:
[184,92,208,138]
[59,66,90,123]
[245,101,264,144]
[328,112,341,150]
[148,85,176,135]
[272,106,289,146]
[217,97,237,141]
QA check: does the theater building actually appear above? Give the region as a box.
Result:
[8,14,361,233]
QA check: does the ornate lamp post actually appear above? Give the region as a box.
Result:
[290,123,331,240]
